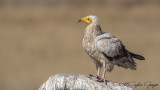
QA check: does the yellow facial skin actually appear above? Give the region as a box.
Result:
[80,16,92,25]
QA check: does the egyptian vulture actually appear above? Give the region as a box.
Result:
[78,15,145,83]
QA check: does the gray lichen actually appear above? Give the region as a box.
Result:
[39,73,136,90]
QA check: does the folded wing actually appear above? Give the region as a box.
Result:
[96,32,137,70]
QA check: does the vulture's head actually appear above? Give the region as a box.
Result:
[78,15,99,26]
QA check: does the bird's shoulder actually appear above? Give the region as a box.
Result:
[96,32,119,42]
[96,32,122,49]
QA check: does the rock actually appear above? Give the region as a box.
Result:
[39,73,136,90]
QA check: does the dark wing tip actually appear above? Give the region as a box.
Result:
[136,55,145,60]
[130,52,145,60]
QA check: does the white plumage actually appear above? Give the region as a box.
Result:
[79,15,145,83]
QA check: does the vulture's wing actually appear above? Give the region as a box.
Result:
[96,32,135,63]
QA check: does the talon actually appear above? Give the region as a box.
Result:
[97,78,105,82]
[95,75,101,80]
[97,78,107,84]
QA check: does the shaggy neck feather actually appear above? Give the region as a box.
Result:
[85,21,102,37]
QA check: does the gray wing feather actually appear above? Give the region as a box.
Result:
[96,32,137,70]
[96,33,123,58]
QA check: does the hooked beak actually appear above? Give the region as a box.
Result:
[78,19,82,23]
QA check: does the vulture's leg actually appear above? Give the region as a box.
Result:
[96,66,101,79]
[101,68,106,82]
[97,68,106,84]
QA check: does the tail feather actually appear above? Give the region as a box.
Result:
[129,52,145,60]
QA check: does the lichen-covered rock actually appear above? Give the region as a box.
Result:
[39,73,136,90]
